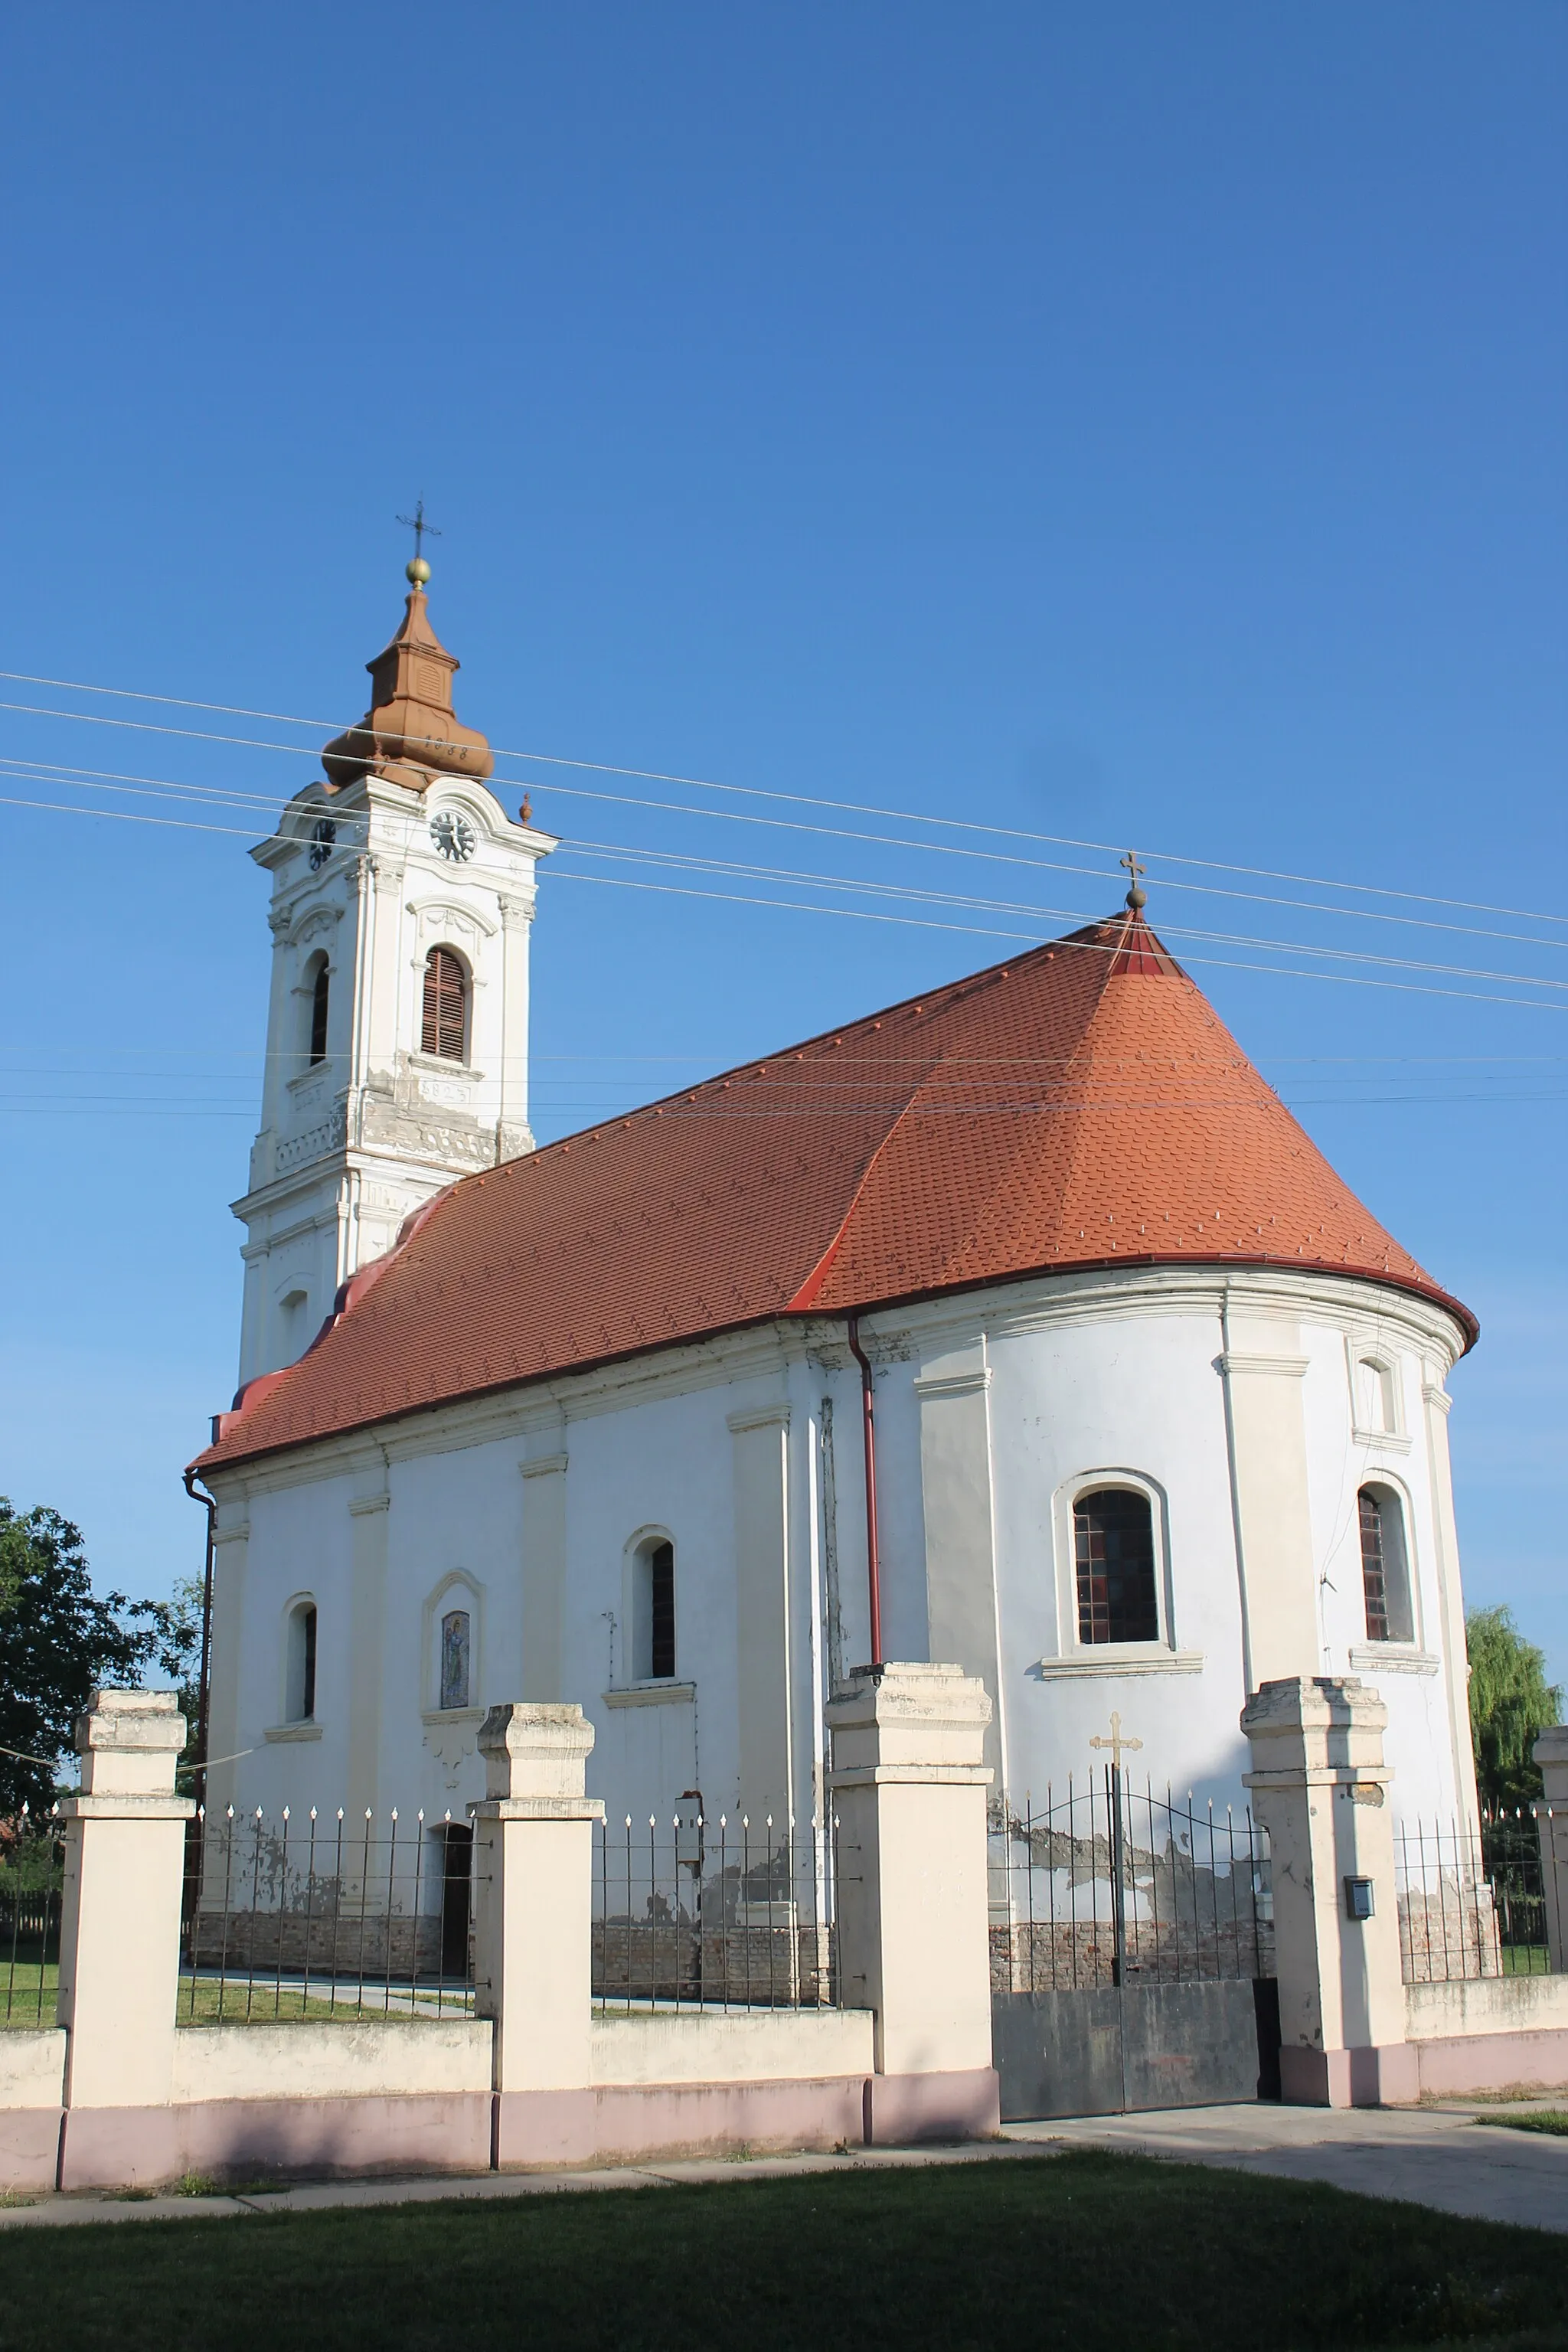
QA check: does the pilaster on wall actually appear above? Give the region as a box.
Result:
[346,1488,390,1826]
[914,1356,1005,1785]
[1219,1308,1321,1690]
[204,1516,250,1818]
[496,894,535,1158]
[1424,1380,1483,1835]
[1242,1675,1416,2107]
[826,1661,1000,2142]
[728,1405,792,1824]
[520,1451,568,1702]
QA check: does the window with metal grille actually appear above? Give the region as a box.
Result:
[630,1536,677,1680]
[648,1542,676,1680]
[1074,1488,1159,1645]
[309,958,329,1065]
[422,946,468,1060]
[286,1601,317,1723]
[1358,1486,1413,1642]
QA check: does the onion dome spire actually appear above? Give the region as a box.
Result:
[320,508,494,792]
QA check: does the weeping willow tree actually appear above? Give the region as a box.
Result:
[1467,1606,1563,1809]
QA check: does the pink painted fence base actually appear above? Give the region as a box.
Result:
[21,2067,1002,2194]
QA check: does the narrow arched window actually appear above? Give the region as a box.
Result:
[1074,1489,1158,1646]
[286,1601,318,1723]
[421,946,468,1061]
[309,958,330,1066]
[632,1538,676,1680]
[1359,1486,1414,1643]
[439,1608,471,1711]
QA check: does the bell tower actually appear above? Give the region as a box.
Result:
[232,557,556,1384]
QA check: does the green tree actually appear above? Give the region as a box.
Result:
[1467,1605,1563,1809]
[0,1499,189,1817]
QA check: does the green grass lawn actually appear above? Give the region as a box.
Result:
[2,2153,1568,2351]
[2,1972,474,2029]
[175,1978,474,2024]
[0,1965,56,2028]
[1478,2112,1568,2138]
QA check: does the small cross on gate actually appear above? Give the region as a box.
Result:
[1089,1710,1142,1772]
[396,498,443,564]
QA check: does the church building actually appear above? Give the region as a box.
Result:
[192,564,1484,1860]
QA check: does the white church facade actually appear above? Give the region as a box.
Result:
[193,568,1483,1865]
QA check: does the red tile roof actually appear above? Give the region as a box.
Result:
[196,910,1475,1473]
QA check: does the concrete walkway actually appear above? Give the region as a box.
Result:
[2,2104,1565,2235]
[1004,2102,1568,2236]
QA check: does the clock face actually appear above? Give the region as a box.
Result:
[430,810,477,864]
[308,818,337,871]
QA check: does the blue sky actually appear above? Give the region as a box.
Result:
[1,5,1564,1687]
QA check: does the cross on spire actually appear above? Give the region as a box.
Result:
[1089,1710,1143,1772]
[1120,848,1148,913]
[396,498,443,586]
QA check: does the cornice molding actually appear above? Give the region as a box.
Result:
[207,1262,1465,1495]
[520,1452,569,1480]
[1348,1645,1441,1677]
[913,1368,991,1401]
[726,1403,791,1435]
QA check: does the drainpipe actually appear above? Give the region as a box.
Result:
[182,1464,217,1792]
[845,1315,884,1671]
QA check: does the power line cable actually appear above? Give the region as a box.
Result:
[3,786,1568,1016]
[2,676,1563,932]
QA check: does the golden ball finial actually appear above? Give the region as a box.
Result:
[407,554,432,589]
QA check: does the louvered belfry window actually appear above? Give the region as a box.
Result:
[422,946,468,1061]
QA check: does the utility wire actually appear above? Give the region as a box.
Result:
[2,784,1565,1014]
[2,678,1563,932]
[4,766,1567,996]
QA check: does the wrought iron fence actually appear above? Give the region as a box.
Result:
[987,1775,1272,1994]
[1,1805,62,2030]
[1395,1809,1560,1983]
[593,1808,838,2011]
[179,1804,477,2023]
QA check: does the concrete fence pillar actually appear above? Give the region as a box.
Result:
[471,1701,603,2165]
[1532,1727,1568,1971]
[1241,1675,1416,2107]
[55,1689,194,2187]
[825,1661,999,2142]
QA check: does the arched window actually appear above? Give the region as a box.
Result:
[1359,1486,1414,1643]
[286,1601,318,1723]
[439,1608,472,1711]
[632,1537,676,1681]
[309,956,330,1067]
[421,946,468,1061]
[1073,1488,1158,1646]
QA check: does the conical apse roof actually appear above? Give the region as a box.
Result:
[198,908,1473,1472]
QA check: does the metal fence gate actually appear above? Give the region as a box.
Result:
[988,1767,1278,2118]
